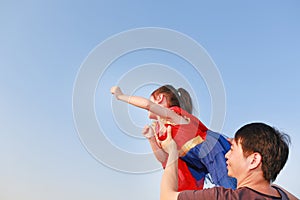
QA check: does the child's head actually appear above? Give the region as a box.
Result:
[150,85,193,114]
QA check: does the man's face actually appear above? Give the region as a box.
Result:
[225,139,248,180]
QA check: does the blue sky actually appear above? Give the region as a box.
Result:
[1,1,299,199]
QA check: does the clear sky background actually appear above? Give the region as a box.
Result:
[1,1,300,200]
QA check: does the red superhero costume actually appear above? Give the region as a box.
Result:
[154,106,236,191]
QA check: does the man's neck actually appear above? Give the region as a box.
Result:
[237,173,280,197]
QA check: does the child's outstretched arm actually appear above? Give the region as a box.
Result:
[111,86,186,123]
[111,86,153,110]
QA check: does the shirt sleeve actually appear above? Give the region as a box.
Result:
[178,189,217,200]
[177,187,237,200]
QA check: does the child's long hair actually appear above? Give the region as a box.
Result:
[151,85,193,114]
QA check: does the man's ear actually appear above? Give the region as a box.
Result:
[248,152,262,169]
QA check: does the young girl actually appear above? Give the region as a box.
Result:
[111,85,236,191]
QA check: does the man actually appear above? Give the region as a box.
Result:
[160,122,298,200]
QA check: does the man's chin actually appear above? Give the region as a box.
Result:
[226,168,232,177]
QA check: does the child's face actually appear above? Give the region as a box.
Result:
[148,95,158,119]
[148,94,168,119]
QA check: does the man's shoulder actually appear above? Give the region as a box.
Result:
[272,185,298,200]
[178,186,294,200]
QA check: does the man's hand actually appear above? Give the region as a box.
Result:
[161,126,177,154]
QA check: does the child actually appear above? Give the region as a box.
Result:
[111,85,236,191]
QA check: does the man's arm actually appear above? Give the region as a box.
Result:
[160,126,180,200]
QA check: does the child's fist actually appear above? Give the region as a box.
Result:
[111,86,123,98]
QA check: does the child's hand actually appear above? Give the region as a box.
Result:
[142,125,155,139]
[110,86,123,99]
